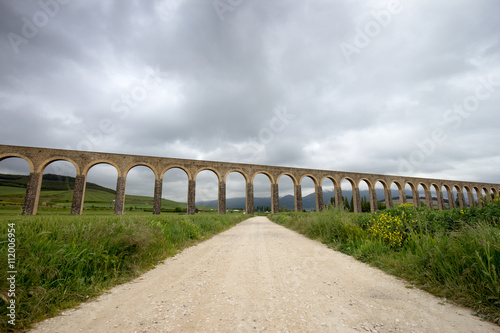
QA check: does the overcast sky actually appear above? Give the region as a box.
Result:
[1,0,499,202]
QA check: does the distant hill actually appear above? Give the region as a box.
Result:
[0,173,196,210]
[197,189,450,210]
[0,173,116,193]
[198,190,362,210]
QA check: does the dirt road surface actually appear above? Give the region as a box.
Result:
[31,216,499,332]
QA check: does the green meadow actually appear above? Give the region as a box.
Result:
[0,185,214,215]
[0,213,247,331]
[270,201,500,325]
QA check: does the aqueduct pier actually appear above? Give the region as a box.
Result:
[1,144,499,215]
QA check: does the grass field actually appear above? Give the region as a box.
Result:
[270,202,500,325]
[2,177,498,329]
[0,213,248,331]
[0,185,215,214]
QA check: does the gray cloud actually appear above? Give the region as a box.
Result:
[1,0,500,202]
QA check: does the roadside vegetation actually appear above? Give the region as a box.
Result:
[0,213,248,331]
[270,201,500,324]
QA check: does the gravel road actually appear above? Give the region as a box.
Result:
[31,216,499,332]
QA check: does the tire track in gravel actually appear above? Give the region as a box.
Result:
[31,216,500,333]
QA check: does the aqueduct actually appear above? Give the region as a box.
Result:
[1,144,499,215]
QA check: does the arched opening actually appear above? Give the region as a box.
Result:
[358,179,371,213]
[491,188,498,201]
[253,173,272,212]
[480,187,487,205]
[124,165,155,214]
[453,186,461,208]
[442,185,452,209]
[463,186,472,208]
[278,174,295,211]
[375,181,386,210]
[429,184,438,209]
[473,187,481,207]
[162,167,189,213]
[226,172,246,212]
[39,160,77,214]
[405,183,415,206]
[0,157,31,214]
[301,176,316,212]
[195,169,219,214]
[431,184,441,210]
[321,177,336,208]
[85,163,118,214]
[340,178,355,212]
[418,184,427,208]
[390,182,403,206]
[480,187,488,206]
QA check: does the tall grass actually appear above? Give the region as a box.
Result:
[0,213,247,331]
[270,202,500,324]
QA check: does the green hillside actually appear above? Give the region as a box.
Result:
[0,173,115,193]
[0,174,204,212]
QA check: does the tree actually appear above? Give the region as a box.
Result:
[343,196,350,211]
[361,196,371,212]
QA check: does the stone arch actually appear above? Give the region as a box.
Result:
[225,171,247,213]
[320,176,338,188]
[462,185,468,207]
[0,153,35,172]
[418,183,433,209]
[84,162,119,214]
[123,165,156,214]
[405,181,418,207]
[252,172,273,213]
[442,184,453,209]
[341,176,356,188]
[454,185,465,208]
[195,169,220,213]
[431,183,443,210]
[277,173,297,212]
[223,169,249,183]
[299,174,319,187]
[124,162,159,180]
[83,159,121,176]
[162,167,190,213]
[390,181,405,206]
[299,175,320,212]
[0,156,32,214]
[278,172,298,186]
[38,156,81,175]
[321,176,339,208]
[195,167,222,183]
[472,186,481,207]
[38,159,78,214]
[374,179,390,209]
[491,187,498,200]
[340,177,358,213]
[162,165,193,181]
[481,186,490,205]
[358,178,375,213]
[251,171,275,184]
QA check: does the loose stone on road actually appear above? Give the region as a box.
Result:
[32,217,499,332]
